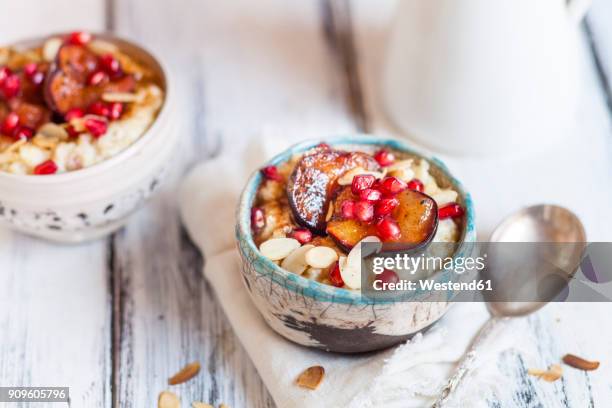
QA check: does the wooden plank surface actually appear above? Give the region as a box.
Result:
[0,2,110,407]
[2,0,612,407]
[109,0,355,406]
[585,0,612,111]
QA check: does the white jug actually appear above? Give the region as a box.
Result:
[382,0,592,155]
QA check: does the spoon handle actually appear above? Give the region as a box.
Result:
[431,316,504,407]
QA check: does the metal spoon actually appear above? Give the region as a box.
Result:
[432,205,586,407]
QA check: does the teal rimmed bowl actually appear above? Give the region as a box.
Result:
[236,136,476,353]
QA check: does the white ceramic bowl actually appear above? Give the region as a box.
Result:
[0,34,177,243]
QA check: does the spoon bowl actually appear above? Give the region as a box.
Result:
[485,205,586,317]
[490,204,587,243]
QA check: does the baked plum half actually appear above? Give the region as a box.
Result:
[327,184,438,251]
[287,147,379,233]
[44,44,136,114]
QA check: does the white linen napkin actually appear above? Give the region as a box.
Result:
[178,135,521,408]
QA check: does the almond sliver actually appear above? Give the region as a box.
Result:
[341,236,381,289]
[42,37,62,62]
[38,123,69,141]
[32,134,59,150]
[19,144,49,167]
[260,238,301,261]
[192,403,213,408]
[296,365,325,390]
[88,39,119,54]
[305,246,338,269]
[70,114,108,133]
[562,354,600,371]
[168,361,201,385]
[281,245,314,275]
[102,91,141,103]
[0,152,16,164]
[158,391,180,408]
[385,159,413,173]
[325,200,334,222]
[5,138,26,153]
[527,364,562,382]
[430,189,458,206]
[337,167,384,186]
[0,47,9,65]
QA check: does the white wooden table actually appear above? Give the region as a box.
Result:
[1,1,612,407]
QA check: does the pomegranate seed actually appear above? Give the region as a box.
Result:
[1,112,20,135]
[250,207,265,232]
[374,149,395,167]
[261,165,282,181]
[23,63,38,78]
[99,54,122,76]
[13,126,33,140]
[108,102,123,120]
[65,108,85,122]
[84,117,108,138]
[374,197,399,217]
[67,31,92,46]
[379,176,407,196]
[438,203,465,219]
[378,269,399,284]
[407,178,424,192]
[88,101,110,118]
[351,174,376,195]
[376,217,401,241]
[1,74,20,98]
[290,228,313,244]
[33,160,58,175]
[30,71,45,86]
[0,66,11,84]
[66,125,80,138]
[354,200,374,222]
[340,200,355,219]
[329,261,344,287]
[316,142,331,150]
[87,70,109,86]
[359,188,382,202]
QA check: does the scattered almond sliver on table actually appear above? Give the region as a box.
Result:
[527,364,563,382]
[296,365,325,390]
[562,354,600,371]
[158,391,180,408]
[168,361,201,385]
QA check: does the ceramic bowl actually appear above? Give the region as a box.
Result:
[0,33,177,243]
[236,136,476,353]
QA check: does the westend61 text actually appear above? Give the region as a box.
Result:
[372,278,492,292]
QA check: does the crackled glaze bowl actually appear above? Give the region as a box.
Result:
[236,136,476,353]
[0,33,176,243]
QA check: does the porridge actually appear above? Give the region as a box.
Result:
[251,143,465,289]
[0,31,164,175]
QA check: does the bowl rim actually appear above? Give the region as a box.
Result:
[236,135,477,304]
[0,31,171,184]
